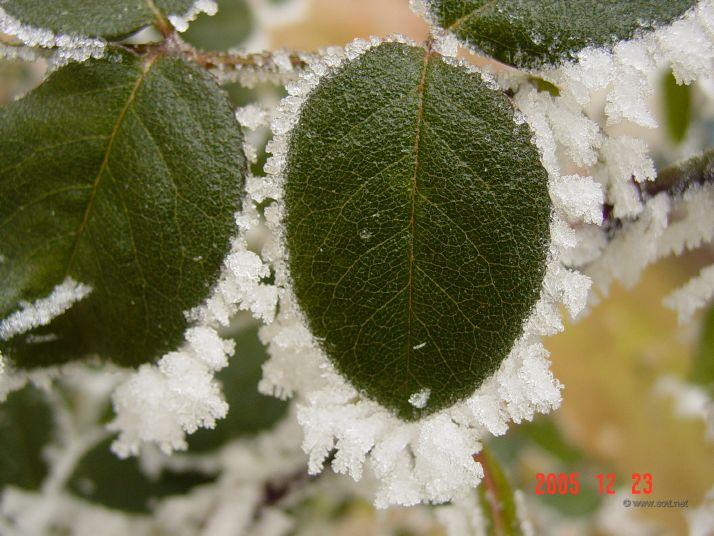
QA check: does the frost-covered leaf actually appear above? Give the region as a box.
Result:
[68,438,213,513]
[1,0,201,39]
[284,42,550,420]
[0,385,53,490]
[422,0,697,68]
[0,48,245,368]
[187,322,289,452]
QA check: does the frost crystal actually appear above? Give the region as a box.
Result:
[0,7,105,64]
[0,277,92,340]
[408,388,431,409]
[168,0,218,33]
[109,326,234,456]
[663,264,714,323]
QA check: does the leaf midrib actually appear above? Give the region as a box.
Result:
[406,48,432,379]
[64,55,158,277]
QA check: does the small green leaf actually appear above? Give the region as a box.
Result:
[691,301,714,391]
[0,385,53,490]
[0,49,245,368]
[662,69,692,144]
[187,321,289,452]
[2,0,197,39]
[68,438,213,513]
[284,42,550,420]
[425,0,697,68]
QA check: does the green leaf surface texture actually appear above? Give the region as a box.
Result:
[0,48,245,368]
[2,0,195,39]
[0,385,53,490]
[426,0,698,68]
[69,437,213,512]
[284,42,550,420]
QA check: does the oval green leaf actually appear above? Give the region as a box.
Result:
[425,0,697,68]
[284,42,550,420]
[0,48,245,368]
[2,0,197,39]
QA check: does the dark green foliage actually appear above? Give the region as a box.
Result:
[427,0,697,68]
[2,0,196,39]
[0,385,53,490]
[69,438,213,513]
[284,42,550,420]
[0,48,245,368]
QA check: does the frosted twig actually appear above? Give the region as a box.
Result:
[181,42,307,73]
[603,147,714,227]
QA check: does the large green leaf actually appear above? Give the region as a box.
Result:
[68,437,213,513]
[0,48,245,368]
[424,0,697,68]
[284,42,550,420]
[0,385,53,490]
[1,0,196,39]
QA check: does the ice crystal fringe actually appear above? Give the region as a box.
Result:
[0,277,92,341]
[254,34,598,507]
[0,6,105,64]
[110,170,279,455]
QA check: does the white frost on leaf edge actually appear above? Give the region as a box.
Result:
[0,277,92,341]
[252,34,599,508]
[0,6,105,64]
[109,200,280,455]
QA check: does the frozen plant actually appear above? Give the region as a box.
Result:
[0,0,713,534]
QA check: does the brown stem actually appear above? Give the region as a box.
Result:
[182,44,307,72]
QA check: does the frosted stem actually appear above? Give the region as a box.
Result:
[604,147,714,226]
[181,42,307,72]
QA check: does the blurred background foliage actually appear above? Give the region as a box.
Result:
[1,0,713,534]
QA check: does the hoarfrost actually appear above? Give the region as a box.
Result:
[663,264,714,323]
[236,104,271,130]
[0,277,92,340]
[408,388,431,409]
[109,327,234,456]
[168,0,218,33]
[0,7,105,64]
[550,175,604,224]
